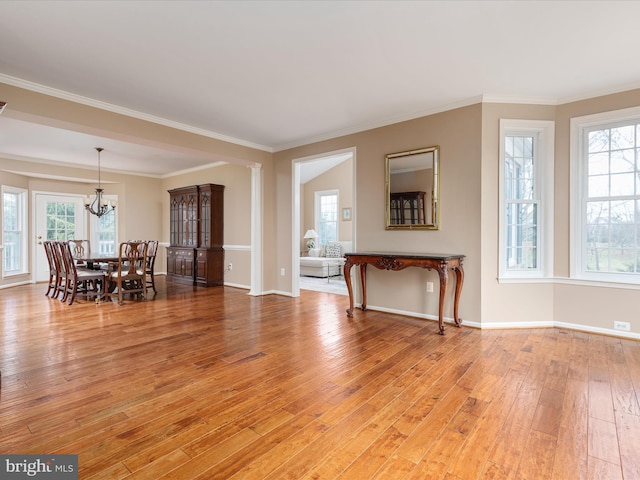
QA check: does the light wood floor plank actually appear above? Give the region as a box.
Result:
[447,368,526,479]
[587,456,623,480]
[588,417,620,466]
[513,430,556,480]
[479,461,517,480]
[615,411,640,480]
[405,410,478,480]
[551,379,589,480]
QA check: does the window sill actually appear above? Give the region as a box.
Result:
[2,272,29,279]
[559,277,640,290]
[498,276,640,290]
[498,276,554,284]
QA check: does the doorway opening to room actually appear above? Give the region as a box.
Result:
[292,148,355,297]
[33,193,86,283]
[33,192,117,283]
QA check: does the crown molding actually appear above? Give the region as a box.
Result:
[273,96,484,152]
[0,149,233,178]
[483,80,640,107]
[0,74,273,153]
[277,83,640,151]
[5,73,640,156]
[0,151,165,179]
[557,80,640,105]
[160,161,228,179]
[481,94,558,105]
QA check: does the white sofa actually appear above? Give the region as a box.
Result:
[300,241,352,277]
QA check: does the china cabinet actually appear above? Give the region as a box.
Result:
[389,191,426,225]
[167,184,224,286]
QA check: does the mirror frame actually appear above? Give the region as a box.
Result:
[385,145,440,230]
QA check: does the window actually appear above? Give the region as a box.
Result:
[2,186,28,277]
[90,195,117,255]
[315,190,338,245]
[571,107,640,283]
[499,120,554,279]
[46,199,79,241]
[91,211,117,255]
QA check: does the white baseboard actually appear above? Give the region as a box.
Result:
[259,289,293,297]
[0,279,32,289]
[351,304,640,339]
[478,320,554,330]
[553,321,640,340]
[224,282,251,290]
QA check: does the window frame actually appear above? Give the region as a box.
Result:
[570,106,640,284]
[2,185,29,277]
[314,189,339,246]
[498,119,555,280]
[88,194,118,256]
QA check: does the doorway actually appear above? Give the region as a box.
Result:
[292,148,356,297]
[34,193,86,282]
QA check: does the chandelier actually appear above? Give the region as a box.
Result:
[84,147,116,217]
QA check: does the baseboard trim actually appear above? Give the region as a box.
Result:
[553,321,640,340]
[348,304,640,339]
[257,289,292,297]
[224,282,250,291]
[0,280,33,289]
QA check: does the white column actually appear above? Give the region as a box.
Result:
[249,164,262,296]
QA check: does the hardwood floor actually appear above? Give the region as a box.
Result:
[1,278,639,479]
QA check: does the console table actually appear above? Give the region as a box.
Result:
[343,252,465,334]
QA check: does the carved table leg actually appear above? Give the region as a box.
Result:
[345,260,355,317]
[453,264,464,327]
[438,262,449,335]
[360,263,368,311]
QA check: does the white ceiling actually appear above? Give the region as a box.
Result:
[1,0,640,177]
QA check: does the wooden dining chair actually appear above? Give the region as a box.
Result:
[52,241,71,301]
[58,241,105,305]
[68,239,90,266]
[144,240,159,294]
[43,241,60,297]
[106,241,148,305]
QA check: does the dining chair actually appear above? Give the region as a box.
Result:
[52,241,70,301]
[43,241,60,297]
[144,240,159,294]
[106,241,148,305]
[58,241,105,305]
[68,239,91,266]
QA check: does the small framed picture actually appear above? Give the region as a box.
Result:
[342,207,352,221]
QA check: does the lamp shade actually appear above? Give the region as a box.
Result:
[303,229,319,239]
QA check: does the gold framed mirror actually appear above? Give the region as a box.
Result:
[385,146,439,230]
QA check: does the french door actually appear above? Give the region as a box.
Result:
[34,194,86,282]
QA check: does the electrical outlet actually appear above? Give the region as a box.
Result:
[426,282,434,293]
[280,268,286,276]
[228,263,233,271]
[614,321,630,332]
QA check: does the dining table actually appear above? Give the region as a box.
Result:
[71,252,121,298]
[73,252,119,270]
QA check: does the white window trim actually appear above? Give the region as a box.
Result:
[498,119,554,280]
[1,185,29,277]
[570,105,640,285]
[89,193,118,254]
